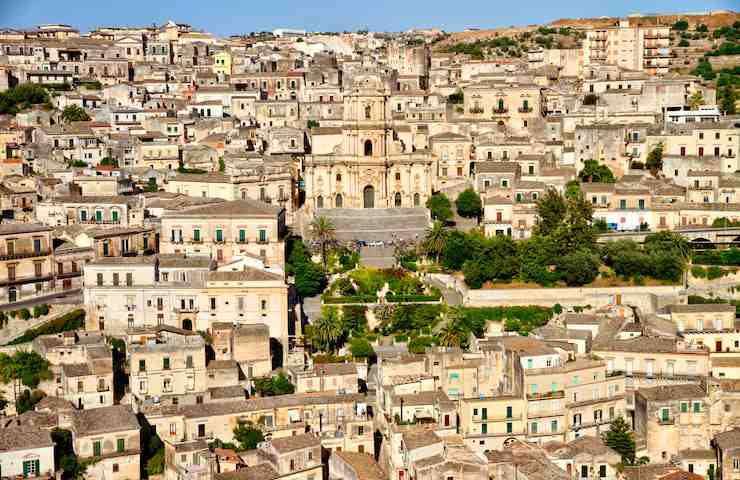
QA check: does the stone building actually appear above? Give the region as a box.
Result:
[303,73,435,210]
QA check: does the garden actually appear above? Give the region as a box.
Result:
[420,189,691,289]
[322,267,442,304]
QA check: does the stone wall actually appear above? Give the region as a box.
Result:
[464,285,684,313]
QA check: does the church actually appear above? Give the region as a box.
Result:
[303,73,435,211]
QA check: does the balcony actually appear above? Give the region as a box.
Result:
[256,239,269,245]
[1,273,53,287]
[468,107,484,115]
[79,219,122,225]
[527,390,565,401]
[657,417,675,425]
[0,249,51,261]
[493,108,509,114]
[518,107,533,113]
[175,307,199,314]
[97,385,110,392]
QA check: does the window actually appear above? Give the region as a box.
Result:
[599,465,607,478]
[734,458,740,471]
[506,405,513,418]
[163,358,170,370]
[239,229,246,243]
[693,401,701,413]
[216,228,223,242]
[113,273,119,286]
[97,273,103,286]
[661,408,670,422]
[680,402,688,413]
[126,273,133,286]
[139,360,146,371]
[117,438,125,453]
[550,420,558,432]
[259,229,267,243]
[530,421,538,433]
[23,459,40,477]
[506,422,512,433]
[93,440,102,457]
[193,228,200,242]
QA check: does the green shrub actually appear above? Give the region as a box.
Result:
[8,309,85,345]
[707,266,725,280]
[692,265,708,278]
[32,304,49,318]
[394,334,408,343]
[19,309,31,320]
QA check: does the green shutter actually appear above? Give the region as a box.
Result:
[95,210,102,222]
[481,423,487,434]
[112,210,119,222]
[216,229,223,242]
[194,229,200,241]
[93,441,101,457]
[239,229,246,243]
[117,438,125,452]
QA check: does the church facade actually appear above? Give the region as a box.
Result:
[303,73,435,211]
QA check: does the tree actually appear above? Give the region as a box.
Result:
[52,428,92,479]
[565,180,581,199]
[672,20,689,31]
[0,350,53,389]
[438,323,463,347]
[422,221,449,261]
[218,157,226,172]
[426,193,453,222]
[644,231,691,262]
[253,372,295,396]
[455,188,482,218]
[535,189,568,237]
[289,240,327,298]
[62,104,90,123]
[557,250,600,286]
[646,143,664,174]
[310,307,344,352]
[0,84,50,115]
[408,336,435,354]
[233,421,264,451]
[697,24,709,32]
[349,337,375,358]
[719,86,737,115]
[16,389,45,414]
[603,416,636,465]
[678,38,690,47]
[448,90,464,104]
[145,177,158,192]
[688,91,704,109]
[310,216,336,271]
[578,160,616,183]
[61,104,91,123]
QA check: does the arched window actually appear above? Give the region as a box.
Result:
[364,140,373,156]
[335,194,343,208]
[414,193,420,207]
[498,98,505,112]
[394,192,402,207]
[336,173,342,182]
[364,105,371,119]
[316,196,324,209]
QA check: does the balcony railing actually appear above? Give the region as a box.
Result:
[0,250,50,261]
[97,385,110,392]
[518,107,533,113]
[493,108,509,114]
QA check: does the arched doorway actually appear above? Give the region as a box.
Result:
[394,192,402,207]
[182,319,193,331]
[316,196,324,209]
[364,140,373,156]
[335,194,343,208]
[413,193,420,207]
[363,186,375,209]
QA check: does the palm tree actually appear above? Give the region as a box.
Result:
[310,216,336,271]
[311,308,344,352]
[422,220,448,261]
[438,323,462,347]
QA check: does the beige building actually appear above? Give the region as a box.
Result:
[583,19,670,75]
[160,199,287,269]
[303,73,434,210]
[128,330,208,403]
[71,405,142,480]
[0,223,54,305]
[287,362,359,394]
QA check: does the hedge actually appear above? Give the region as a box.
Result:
[7,309,86,345]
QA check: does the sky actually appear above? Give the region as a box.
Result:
[1,0,736,36]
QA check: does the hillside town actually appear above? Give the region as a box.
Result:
[0,9,739,480]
